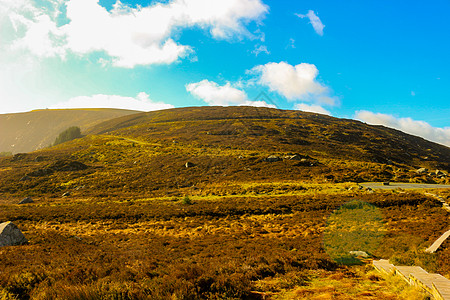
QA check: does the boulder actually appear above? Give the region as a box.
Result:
[416,168,428,174]
[19,197,33,204]
[288,154,309,161]
[265,155,281,162]
[0,222,28,247]
[349,250,370,258]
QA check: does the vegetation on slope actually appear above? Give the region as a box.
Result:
[53,126,82,146]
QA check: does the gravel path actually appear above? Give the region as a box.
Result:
[360,182,450,190]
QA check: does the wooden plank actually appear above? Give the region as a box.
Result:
[395,266,428,284]
[373,259,395,274]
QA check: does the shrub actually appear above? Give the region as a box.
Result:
[182,195,193,205]
[53,127,82,146]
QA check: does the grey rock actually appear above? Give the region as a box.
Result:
[288,154,309,161]
[349,250,370,258]
[19,197,33,204]
[0,222,28,247]
[416,168,428,174]
[265,155,281,162]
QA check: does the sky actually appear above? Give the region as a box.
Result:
[0,0,449,146]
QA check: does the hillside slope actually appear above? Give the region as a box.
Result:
[0,108,141,154]
[88,106,450,170]
[1,106,448,200]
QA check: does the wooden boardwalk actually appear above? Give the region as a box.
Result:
[425,193,450,212]
[373,260,450,299]
[426,230,450,253]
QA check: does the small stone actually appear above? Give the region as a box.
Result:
[19,197,33,204]
[416,168,428,174]
[185,162,195,168]
[265,155,281,162]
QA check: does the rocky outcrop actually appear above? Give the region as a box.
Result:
[0,222,28,247]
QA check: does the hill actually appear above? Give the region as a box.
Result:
[0,108,141,154]
[1,106,448,199]
[87,106,450,170]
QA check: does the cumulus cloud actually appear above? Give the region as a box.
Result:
[4,0,268,67]
[251,61,335,105]
[186,79,275,108]
[355,110,450,147]
[294,103,331,115]
[296,10,324,36]
[50,92,174,111]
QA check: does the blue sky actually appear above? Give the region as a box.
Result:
[0,0,449,145]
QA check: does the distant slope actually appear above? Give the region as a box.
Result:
[87,106,450,170]
[0,108,142,154]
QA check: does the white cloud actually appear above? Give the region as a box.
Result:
[10,12,66,57]
[355,110,450,147]
[186,79,275,108]
[50,92,174,111]
[286,38,295,49]
[4,0,268,67]
[252,44,269,56]
[296,10,324,36]
[251,61,336,105]
[294,103,331,115]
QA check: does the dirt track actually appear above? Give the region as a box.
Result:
[360,182,450,190]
